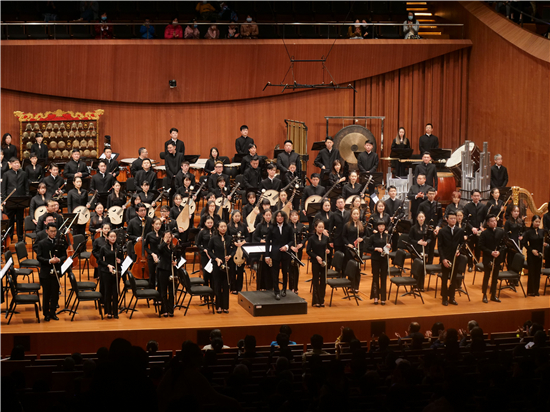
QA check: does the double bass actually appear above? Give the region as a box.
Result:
[131,219,149,279]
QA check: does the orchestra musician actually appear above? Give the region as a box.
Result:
[328,159,345,188]
[417,188,443,264]
[445,191,462,219]
[331,197,350,254]
[144,218,163,289]
[103,147,119,178]
[487,187,505,227]
[25,152,43,183]
[196,216,215,287]
[369,201,391,229]
[30,183,50,225]
[385,186,404,250]
[89,203,111,237]
[36,200,63,231]
[463,189,488,271]
[98,230,123,318]
[343,207,365,292]
[240,144,262,174]
[314,199,334,241]
[366,221,391,305]
[165,127,185,156]
[205,147,223,175]
[34,223,66,321]
[342,171,363,200]
[1,158,29,241]
[207,161,230,192]
[490,154,508,189]
[30,133,49,161]
[265,210,293,300]
[209,220,234,313]
[390,127,410,177]
[138,181,156,206]
[35,214,57,242]
[260,164,281,192]
[479,214,506,303]
[175,161,196,188]
[407,174,433,220]
[63,149,89,184]
[523,215,548,296]
[0,149,8,176]
[43,163,64,197]
[67,176,90,237]
[357,140,378,174]
[157,230,178,317]
[414,152,438,191]
[135,158,157,190]
[127,203,153,247]
[92,223,111,280]
[164,141,185,184]
[289,210,305,294]
[301,173,325,216]
[125,194,143,223]
[409,211,431,290]
[314,136,340,184]
[253,208,272,290]
[242,157,261,190]
[90,160,115,194]
[160,206,179,239]
[307,219,330,307]
[106,181,127,229]
[130,148,148,176]
[228,210,247,294]
[277,140,302,176]
[2,133,18,161]
[418,123,439,154]
[199,200,221,229]
[438,211,464,306]
[235,125,254,157]
[456,210,474,270]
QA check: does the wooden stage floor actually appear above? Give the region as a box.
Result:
[2,258,549,356]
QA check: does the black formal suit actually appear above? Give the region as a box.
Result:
[289,221,305,291]
[43,174,64,197]
[490,164,508,189]
[266,222,294,294]
[301,185,325,211]
[134,169,157,190]
[164,152,185,180]
[407,183,433,219]
[419,134,439,154]
[174,170,196,189]
[276,151,301,175]
[30,143,48,160]
[314,148,340,180]
[34,236,67,317]
[0,161,8,175]
[127,216,153,243]
[63,159,89,183]
[104,157,119,178]
[29,194,49,222]
[157,240,178,314]
[366,232,390,301]
[25,164,43,182]
[260,177,281,192]
[463,200,488,264]
[90,172,115,193]
[414,162,438,190]
[235,136,255,156]
[385,197,404,249]
[342,183,363,200]
[306,233,330,305]
[331,208,350,252]
[240,154,262,174]
[357,151,379,174]
[207,173,230,192]
[97,242,123,316]
[1,169,29,240]
[242,167,261,190]
[418,199,443,264]
[67,188,89,236]
[438,225,465,302]
[164,138,185,156]
[2,144,18,161]
[479,227,506,298]
[130,158,144,177]
[36,212,64,232]
[208,234,234,310]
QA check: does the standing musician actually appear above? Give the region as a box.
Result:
[30,183,50,225]
[0,149,8,176]
[89,203,110,237]
[135,158,157,190]
[343,207,365,292]
[357,140,378,174]
[2,133,18,161]
[34,223,66,321]
[157,230,178,317]
[90,160,115,194]
[523,215,548,296]
[328,159,345,188]
[438,211,464,306]
[175,161,196,188]
[307,219,330,307]
[369,201,391,231]
[1,158,29,241]
[36,200,63,231]
[209,220,234,313]
[103,147,119,178]
[235,125,254,157]
[407,174,433,220]
[408,211,431,290]
[414,152,438,191]
[43,163,64,197]
[98,230,123,318]
[314,136,340,184]
[418,123,439,154]
[479,214,506,303]
[207,161,230,192]
[125,194,143,224]
[301,173,325,216]
[25,153,43,183]
[130,147,149,176]
[342,171,363,200]
[265,210,293,300]
[445,191,462,219]
[277,140,302,176]
[160,206,178,237]
[315,199,334,261]
[144,218,163,289]
[196,216,215,288]
[288,210,305,294]
[456,210,475,269]
[260,164,282,191]
[92,223,111,281]
[31,133,49,161]
[331,197,350,254]
[463,189,488,271]
[390,127,410,177]
[349,196,371,229]
[165,127,185,155]
[228,210,247,294]
[367,221,392,305]
[543,207,550,268]
[487,187,505,227]
[127,203,153,248]
[164,141,185,182]
[106,181,127,229]
[67,176,91,237]
[253,208,273,290]
[490,154,508,189]
[63,149,89,184]
[385,186,404,250]
[242,157,262,190]
[417,188,443,264]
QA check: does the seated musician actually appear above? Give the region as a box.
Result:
[283,161,300,187]
[212,176,230,200]
[170,193,184,221]
[43,163,64,198]
[67,176,90,237]
[125,194,143,223]
[414,152,438,191]
[235,125,254,157]
[90,160,115,195]
[314,136,340,183]
[242,156,261,190]
[175,161,196,188]
[277,140,301,176]
[241,191,257,223]
[301,173,325,216]
[30,182,50,225]
[407,174,433,220]
[176,173,195,199]
[487,187,505,227]
[36,200,63,232]
[199,192,219,216]
[418,123,439,154]
[260,164,281,192]
[254,198,272,226]
[135,158,157,190]
[89,203,110,237]
[63,149,89,184]
[130,147,149,176]
[35,214,57,242]
[357,141,378,174]
[240,144,263,174]
[490,154,508,189]
[199,200,221,229]
[138,181,156,206]
[159,205,178,236]
[276,190,291,212]
[342,170,362,200]
[205,147,223,175]
[103,147,119,178]
[207,161,230,192]
[25,152,43,183]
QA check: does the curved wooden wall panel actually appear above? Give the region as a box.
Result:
[1,39,471,103]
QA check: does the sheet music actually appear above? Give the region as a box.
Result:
[177,257,186,269]
[370,193,379,203]
[121,256,133,275]
[0,258,13,279]
[204,259,213,273]
[243,245,266,254]
[61,257,73,274]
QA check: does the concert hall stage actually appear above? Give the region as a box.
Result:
[2,266,548,356]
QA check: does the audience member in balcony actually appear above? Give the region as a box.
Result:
[347,19,370,39]
[241,15,259,39]
[302,334,329,364]
[164,18,183,39]
[205,24,220,39]
[95,12,113,39]
[202,329,230,351]
[185,19,201,39]
[196,1,217,21]
[140,18,156,39]
[403,11,420,39]
[76,1,98,22]
[42,1,58,22]
[227,19,240,38]
[219,2,238,22]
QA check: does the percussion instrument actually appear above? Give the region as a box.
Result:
[333,125,377,168]
[118,166,128,182]
[190,160,206,181]
[120,158,137,165]
[436,172,456,205]
[154,165,167,180]
[223,163,241,178]
[446,143,480,187]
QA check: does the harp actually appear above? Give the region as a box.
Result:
[511,187,548,225]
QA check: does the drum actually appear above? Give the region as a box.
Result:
[190,164,205,181]
[118,166,128,182]
[120,158,137,165]
[224,163,241,178]
[446,143,480,187]
[154,165,167,180]
[436,172,456,205]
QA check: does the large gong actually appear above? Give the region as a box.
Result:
[333,125,377,170]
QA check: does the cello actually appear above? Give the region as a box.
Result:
[131,219,149,279]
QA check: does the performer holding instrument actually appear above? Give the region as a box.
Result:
[479,215,506,303]
[30,183,50,225]
[343,207,365,292]
[265,210,293,300]
[1,158,29,241]
[408,211,431,290]
[106,181,128,229]
[438,211,464,306]
[307,219,330,307]
[366,221,392,305]
[228,211,247,294]
[98,230,123,318]
[196,216,215,288]
[289,210,305,294]
[67,176,91,237]
[157,230,178,317]
[144,218,163,289]
[208,221,234,313]
[523,215,548,296]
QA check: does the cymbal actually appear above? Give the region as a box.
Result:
[339,133,367,164]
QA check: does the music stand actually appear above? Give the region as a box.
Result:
[390,148,414,159]
[242,243,267,291]
[429,149,452,161]
[311,141,325,151]
[184,155,200,164]
[3,196,31,215]
[305,202,323,217]
[57,237,88,315]
[273,149,284,159]
[396,219,413,234]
